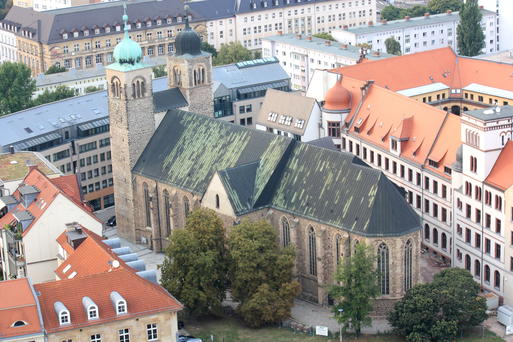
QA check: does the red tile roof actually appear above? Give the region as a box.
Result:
[0,278,43,339]
[0,168,100,237]
[485,141,513,190]
[34,268,183,333]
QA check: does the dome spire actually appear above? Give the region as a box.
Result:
[122,1,129,39]
[174,0,202,56]
[111,1,144,67]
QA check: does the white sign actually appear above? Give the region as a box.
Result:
[506,325,513,336]
[315,325,329,336]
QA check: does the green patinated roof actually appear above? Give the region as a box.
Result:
[134,109,420,237]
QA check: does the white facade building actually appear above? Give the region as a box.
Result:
[190,0,377,51]
[332,9,497,54]
[0,22,17,63]
[262,33,391,91]
[479,0,513,51]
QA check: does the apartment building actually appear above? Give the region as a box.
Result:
[333,9,497,55]
[213,57,290,125]
[262,33,390,91]
[0,167,102,282]
[264,47,513,301]
[0,0,205,75]
[479,0,513,51]
[186,0,377,51]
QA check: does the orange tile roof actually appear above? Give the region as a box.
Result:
[344,76,450,167]
[332,47,513,92]
[424,114,461,178]
[34,268,183,333]
[485,141,513,190]
[0,168,100,237]
[0,278,43,339]
[55,227,128,280]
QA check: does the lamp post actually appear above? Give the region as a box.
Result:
[338,308,344,342]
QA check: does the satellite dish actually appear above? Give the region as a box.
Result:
[112,260,120,268]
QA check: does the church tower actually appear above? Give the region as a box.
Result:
[167,7,213,116]
[106,4,155,243]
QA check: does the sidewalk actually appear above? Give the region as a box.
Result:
[290,299,392,335]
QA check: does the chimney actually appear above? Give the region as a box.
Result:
[368,20,373,26]
[306,36,312,41]
[9,145,14,154]
[380,19,387,24]
[27,164,38,172]
[404,16,410,20]
[373,51,381,56]
[479,5,484,9]
[424,12,430,18]
[296,33,302,39]
[340,43,348,49]
[278,30,283,35]
[447,9,452,14]
[325,40,331,46]
[343,25,348,29]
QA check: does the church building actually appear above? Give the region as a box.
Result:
[106,8,421,305]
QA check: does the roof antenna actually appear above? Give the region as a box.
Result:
[184,0,191,30]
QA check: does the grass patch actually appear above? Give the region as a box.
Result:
[185,317,504,342]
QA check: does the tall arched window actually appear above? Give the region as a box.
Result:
[163,190,172,237]
[308,227,317,276]
[378,243,390,295]
[110,77,121,98]
[474,260,480,277]
[173,67,181,86]
[465,254,471,271]
[193,69,197,86]
[335,234,342,265]
[485,265,490,283]
[495,271,501,289]
[433,228,439,245]
[424,224,430,240]
[281,217,290,247]
[215,194,220,209]
[404,239,413,291]
[143,183,151,227]
[183,196,190,218]
[441,233,447,250]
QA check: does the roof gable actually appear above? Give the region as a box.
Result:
[485,140,513,190]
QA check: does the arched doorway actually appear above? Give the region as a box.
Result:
[451,105,461,115]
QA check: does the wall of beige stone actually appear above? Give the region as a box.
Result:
[47,311,178,342]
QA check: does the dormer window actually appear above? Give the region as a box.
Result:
[146,20,152,27]
[117,301,127,314]
[83,30,89,36]
[54,302,71,326]
[63,33,68,39]
[105,26,111,33]
[136,22,142,29]
[83,296,99,320]
[60,311,69,324]
[390,138,398,152]
[157,19,162,25]
[88,306,98,319]
[166,17,172,24]
[94,28,100,34]
[116,25,121,32]
[73,31,79,38]
[12,320,27,327]
[110,291,127,315]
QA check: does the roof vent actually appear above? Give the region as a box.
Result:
[447,9,452,14]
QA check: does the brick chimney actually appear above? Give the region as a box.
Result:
[447,9,452,14]
[325,40,332,46]
[306,36,312,41]
[380,19,387,24]
[343,25,348,29]
[424,12,430,18]
[278,30,283,35]
[404,16,410,20]
[296,33,302,39]
[368,20,373,26]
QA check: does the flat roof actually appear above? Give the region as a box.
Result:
[464,105,513,121]
[397,82,449,97]
[0,152,59,182]
[463,83,513,100]
[344,9,494,36]
[263,34,392,60]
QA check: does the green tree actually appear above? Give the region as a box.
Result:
[213,42,253,66]
[160,208,230,317]
[388,268,487,342]
[0,62,35,115]
[313,32,335,41]
[201,41,218,57]
[229,220,300,328]
[380,5,403,20]
[44,64,67,75]
[32,86,76,106]
[329,242,379,337]
[457,0,485,56]
[152,65,167,78]
[385,37,402,55]
[407,5,428,17]
[85,85,104,93]
[427,0,462,14]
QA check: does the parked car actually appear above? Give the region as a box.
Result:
[178,335,202,342]
[106,216,116,227]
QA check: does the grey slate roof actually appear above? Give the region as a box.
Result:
[4,0,201,44]
[306,137,338,151]
[213,57,289,90]
[188,0,236,20]
[464,105,513,121]
[134,109,420,237]
[153,88,188,112]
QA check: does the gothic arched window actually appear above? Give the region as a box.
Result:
[143,183,151,227]
[378,242,390,295]
[173,67,181,86]
[308,226,317,276]
[474,259,481,277]
[111,77,121,98]
[404,239,413,291]
[281,217,290,247]
[163,190,172,237]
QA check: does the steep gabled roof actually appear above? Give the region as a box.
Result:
[485,141,513,191]
[34,268,183,333]
[135,110,420,237]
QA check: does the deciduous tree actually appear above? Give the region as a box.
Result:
[229,220,299,327]
[313,32,335,41]
[457,0,485,56]
[160,208,230,317]
[330,242,379,337]
[44,64,67,75]
[201,41,218,57]
[32,86,76,106]
[0,62,35,115]
[427,0,462,14]
[152,65,167,78]
[213,42,253,66]
[385,37,401,55]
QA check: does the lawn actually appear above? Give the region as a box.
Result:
[186,317,504,342]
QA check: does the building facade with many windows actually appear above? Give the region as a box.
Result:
[333,9,497,55]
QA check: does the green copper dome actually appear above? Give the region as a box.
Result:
[112,7,143,65]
